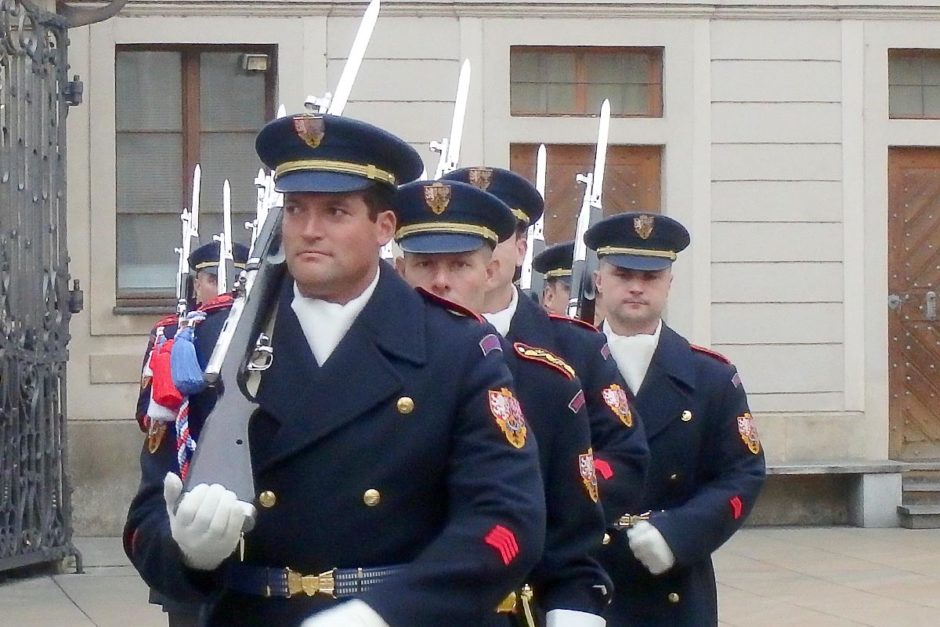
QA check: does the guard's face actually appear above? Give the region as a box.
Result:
[595,261,672,332]
[399,249,495,313]
[488,231,526,291]
[282,191,395,302]
[541,279,570,316]
[192,270,218,305]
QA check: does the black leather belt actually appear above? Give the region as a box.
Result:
[225,563,403,599]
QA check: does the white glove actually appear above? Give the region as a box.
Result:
[163,472,255,571]
[626,520,675,575]
[546,609,606,627]
[300,599,389,627]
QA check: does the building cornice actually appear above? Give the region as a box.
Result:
[65,1,940,21]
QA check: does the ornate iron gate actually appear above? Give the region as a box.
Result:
[0,0,82,573]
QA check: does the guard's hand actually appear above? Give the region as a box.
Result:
[300,599,389,627]
[626,520,675,575]
[163,472,255,571]
[546,609,606,626]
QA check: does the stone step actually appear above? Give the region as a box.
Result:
[903,470,940,485]
[898,504,940,529]
[902,482,940,505]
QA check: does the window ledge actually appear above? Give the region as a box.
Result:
[113,305,175,316]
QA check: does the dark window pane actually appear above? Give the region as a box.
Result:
[117,213,179,292]
[116,51,181,131]
[200,52,267,131]
[890,86,924,117]
[116,132,183,210]
[199,132,265,213]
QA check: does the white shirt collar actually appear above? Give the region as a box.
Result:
[603,319,663,395]
[483,286,519,337]
[290,267,381,365]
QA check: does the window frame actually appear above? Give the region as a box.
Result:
[509,45,664,118]
[114,43,277,310]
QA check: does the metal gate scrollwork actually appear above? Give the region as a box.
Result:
[0,0,81,573]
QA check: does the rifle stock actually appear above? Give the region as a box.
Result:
[185,206,286,510]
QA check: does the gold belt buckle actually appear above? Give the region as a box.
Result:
[496,590,518,613]
[285,567,336,598]
[614,511,652,530]
[495,584,535,619]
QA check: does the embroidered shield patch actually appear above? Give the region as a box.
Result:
[468,167,493,190]
[489,388,527,448]
[737,412,761,455]
[424,182,451,214]
[579,449,599,503]
[293,115,325,149]
[634,214,655,239]
[602,384,633,427]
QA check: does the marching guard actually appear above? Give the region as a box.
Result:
[586,213,766,626]
[443,167,651,524]
[125,114,546,627]
[395,178,611,627]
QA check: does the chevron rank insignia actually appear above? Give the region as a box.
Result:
[513,342,575,380]
[737,412,761,455]
[489,388,527,448]
[602,384,633,427]
[579,449,599,503]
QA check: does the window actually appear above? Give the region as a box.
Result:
[115,45,276,306]
[889,49,940,119]
[510,46,663,117]
[510,144,662,244]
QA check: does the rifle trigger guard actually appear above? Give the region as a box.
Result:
[247,333,274,371]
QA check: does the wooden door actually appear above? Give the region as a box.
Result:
[510,144,661,245]
[888,147,940,460]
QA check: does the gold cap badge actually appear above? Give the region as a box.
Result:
[424,182,451,215]
[293,115,325,149]
[634,214,655,240]
[468,167,493,191]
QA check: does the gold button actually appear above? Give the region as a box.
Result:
[396,397,415,414]
[258,490,277,508]
[363,489,381,507]
[681,410,692,422]
[602,533,611,545]
[670,473,678,481]
[668,592,680,604]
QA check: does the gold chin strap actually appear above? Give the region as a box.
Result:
[597,246,676,261]
[395,222,499,246]
[275,159,396,186]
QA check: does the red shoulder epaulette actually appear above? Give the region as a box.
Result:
[691,344,732,364]
[548,312,599,333]
[199,293,235,314]
[416,287,484,323]
[513,342,576,380]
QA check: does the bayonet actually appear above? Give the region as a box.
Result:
[214,180,235,295]
[174,164,201,318]
[431,59,471,179]
[568,99,610,321]
[306,0,381,115]
[521,144,547,294]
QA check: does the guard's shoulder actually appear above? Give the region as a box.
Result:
[690,344,732,365]
[513,341,576,380]
[417,287,484,323]
[198,293,235,314]
[548,312,599,334]
[151,313,178,333]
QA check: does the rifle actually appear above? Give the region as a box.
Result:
[174,164,201,319]
[246,169,270,253]
[184,206,287,513]
[430,59,471,179]
[567,99,610,323]
[305,0,380,115]
[520,144,547,296]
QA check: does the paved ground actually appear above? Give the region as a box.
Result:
[0,528,938,626]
